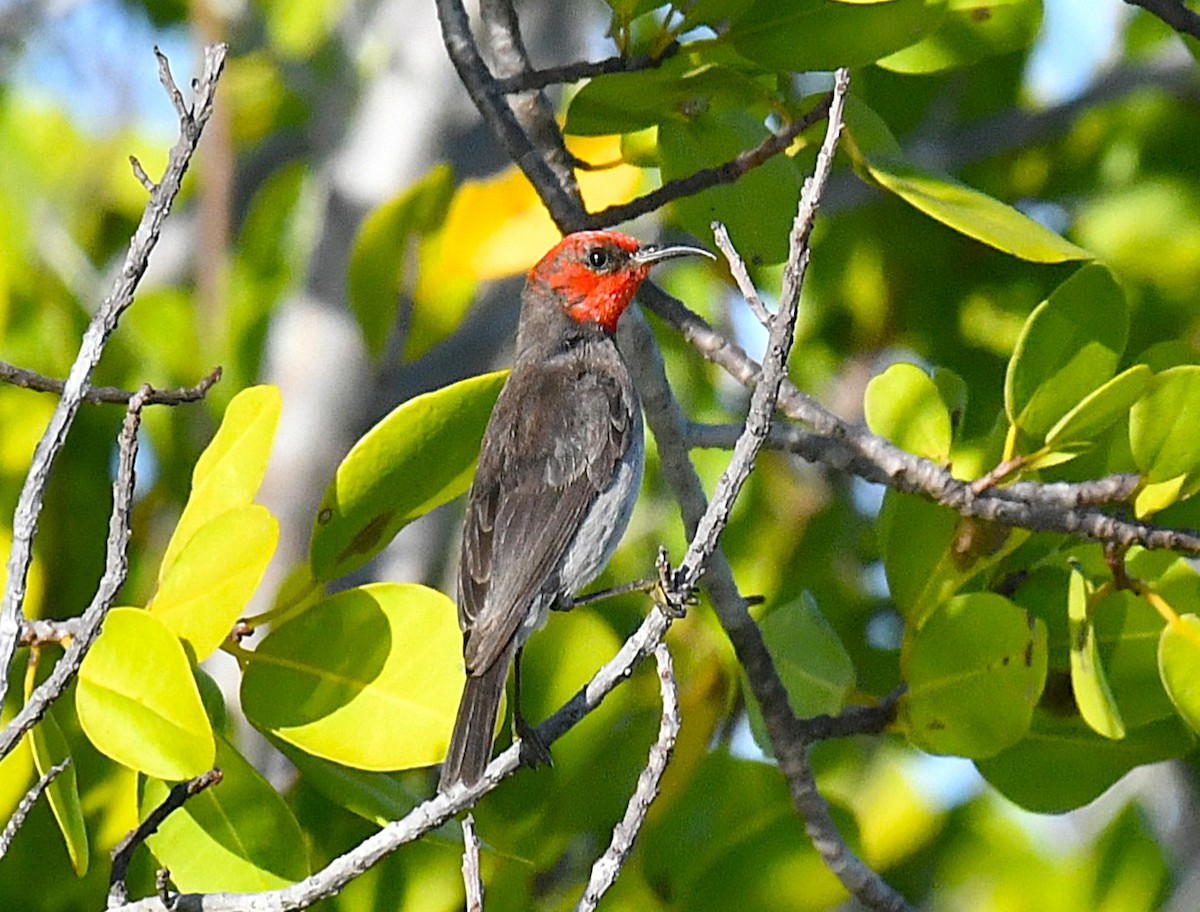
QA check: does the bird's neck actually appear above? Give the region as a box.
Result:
[515,286,616,363]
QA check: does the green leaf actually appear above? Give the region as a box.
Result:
[658,109,800,266]
[878,0,1042,74]
[864,362,952,462]
[272,737,420,826]
[844,99,1091,264]
[727,0,946,72]
[565,46,779,136]
[76,608,215,780]
[1067,567,1125,739]
[901,593,1047,757]
[1005,265,1128,441]
[1044,364,1152,450]
[1096,590,1176,729]
[27,707,88,876]
[161,386,281,579]
[347,164,456,363]
[241,583,463,770]
[1130,365,1200,483]
[309,371,506,582]
[142,734,309,892]
[976,712,1195,813]
[150,505,279,663]
[751,594,856,729]
[1159,614,1200,735]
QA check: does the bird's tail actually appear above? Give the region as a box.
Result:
[439,648,512,790]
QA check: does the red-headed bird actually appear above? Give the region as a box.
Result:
[439,230,712,790]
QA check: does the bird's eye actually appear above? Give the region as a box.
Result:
[586,248,609,270]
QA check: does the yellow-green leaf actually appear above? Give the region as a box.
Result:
[1130,365,1200,483]
[150,505,279,662]
[1044,364,1152,450]
[76,608,215,779]
[1159,613,1200,736]
[1068,567,1125,739]
[309,371,506,582]
[864,362,952,462]
[161,386,281,579]
[25,697,87,875]
[241,583,463,770]
[142,734,309,892]
[878,0,1041,74]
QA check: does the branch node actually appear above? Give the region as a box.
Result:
[129,155,156,192]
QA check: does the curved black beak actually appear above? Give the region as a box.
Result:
[632,242,717,266]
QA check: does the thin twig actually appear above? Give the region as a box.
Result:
[496,49,676,92]
[584,93,833,230]
[713,223,772,326]
[0,758,69,859]
[461,814,484,912]
[1123,0,1200,40]
[109,769,223,908]
[575,643,679,912]
[0,388,149,762]
[0,43,227,727]
[0,362,222,406]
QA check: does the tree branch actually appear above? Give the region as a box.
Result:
[1123,0,1200,41]
[584,93,833,230]
[0,388,149,763]
[109,769,224,908]
[0,758,69,860]
[574,643,679,912]
[0,43,228,721]
[461,814,484,912]
[496,49,676,93]
[0,362,222,406]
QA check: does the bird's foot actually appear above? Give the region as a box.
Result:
[651,546,694,619]
[515,715,553,769]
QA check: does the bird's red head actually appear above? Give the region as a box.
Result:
[528,230,713,334]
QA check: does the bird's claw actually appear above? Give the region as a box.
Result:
[515,715,553,769]
[651,546,692,619]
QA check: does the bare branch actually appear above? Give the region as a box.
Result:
[109,769,224,908]
[713,223,772,326]
[129,155,156,192]
[1123,0,1200,41]
[585,93,833,230]
[461,814,484,912]
[575,643,679,912]
[0,362,222,406]
[18,617,83,647]
[0,388,149,762]
[0,43,228,724]
[0,758,69,859]
[496,48,676,93]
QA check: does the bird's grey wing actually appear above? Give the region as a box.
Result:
[458,363,634,674]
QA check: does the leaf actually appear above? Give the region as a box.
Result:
[1095,590,1176,729]
[272,737,420,826]
[347,164,456,363]
[1159,614,1200,735]
[241,583,463,770]
[659,108,801,266]
[161,386,281,579]
[1044,364,1152,450]
[1005,265,1128,441]
[142,734,309,892]
[1130,365,1200,483]
[25,699,88,875]
[76,608,215,780]
[149,505,278,662]
[878,0,1042,74]
[844,99,1091,264]
[976,712,1194,813]
[309,371,506,581]
[1067,566,1125,739]
[901,592,1047,757]
[864,362,952,462]
[751,594,856,732]
[727,0,946,72]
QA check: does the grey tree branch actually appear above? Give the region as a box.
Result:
[1123,0,1200,40]
[0,757,69,860]
[574,642,679,912]
[0,42,228,723]
[109,602,679,912]
[461,814,484,912]
[0,389,150,763]
[496,48,676,93]
[0,362,222,406]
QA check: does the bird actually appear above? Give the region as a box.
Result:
[439,229,713,790]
